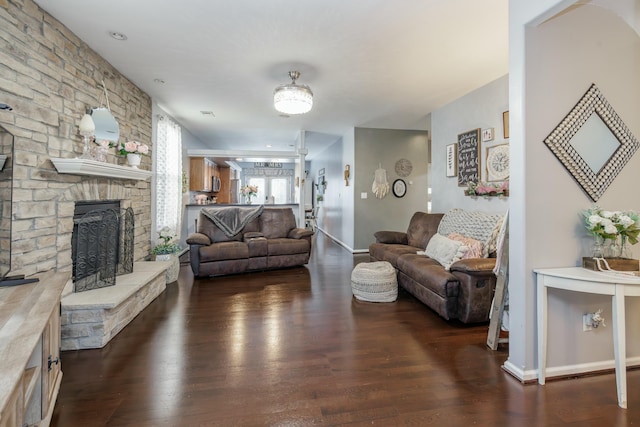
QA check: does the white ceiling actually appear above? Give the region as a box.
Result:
[33,0,509,159]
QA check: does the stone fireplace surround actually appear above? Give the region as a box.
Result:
[54,177,168,350]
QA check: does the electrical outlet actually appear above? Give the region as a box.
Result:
[583,313,593,331]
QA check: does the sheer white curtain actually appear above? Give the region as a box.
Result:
[156,116,182,240]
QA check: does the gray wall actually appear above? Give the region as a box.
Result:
[431,75,509,215]
[354,128,429,250]
[309,133,354,249]
[523,4,640,372]
[310,127,428,252]
[507,0,640,380]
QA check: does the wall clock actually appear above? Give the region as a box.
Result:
[486,144,510,181]
[395,158,413,177]
[392,179,407,198]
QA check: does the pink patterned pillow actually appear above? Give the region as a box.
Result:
[448,233,484,259]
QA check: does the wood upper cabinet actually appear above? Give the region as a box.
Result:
[189,157,216,191]
[217,167,231,203]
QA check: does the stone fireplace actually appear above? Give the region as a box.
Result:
[55,173,168,351]
[72,200,135,292]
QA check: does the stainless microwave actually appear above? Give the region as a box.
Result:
[212,175,221,192]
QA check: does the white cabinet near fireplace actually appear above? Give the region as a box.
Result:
[0,273,67,427]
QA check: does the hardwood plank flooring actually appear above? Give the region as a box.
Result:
[51,233,639,426]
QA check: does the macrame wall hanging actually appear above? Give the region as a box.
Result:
[372,164,389,199]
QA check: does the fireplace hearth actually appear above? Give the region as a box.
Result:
[72,200,134,292]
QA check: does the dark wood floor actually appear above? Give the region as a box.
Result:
[51,233,639,426]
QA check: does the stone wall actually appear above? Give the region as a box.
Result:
[0,0,152,278]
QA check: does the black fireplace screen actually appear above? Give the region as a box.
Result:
[72,206,134,292]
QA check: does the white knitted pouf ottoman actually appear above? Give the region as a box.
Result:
[351,261,398,302]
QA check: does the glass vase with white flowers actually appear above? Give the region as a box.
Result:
[583,206,640,258]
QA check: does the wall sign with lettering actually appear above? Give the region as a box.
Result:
[254,162,283,168]
[457,128,480,186]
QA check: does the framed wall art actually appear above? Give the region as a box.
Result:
[485,144,510,182]
[482,128,494,142]
[446,144,457,177]
[392,179,407,198]
[503,111,509,139]
[457,128,480,186]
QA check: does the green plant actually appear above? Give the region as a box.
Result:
[151,227,181,255]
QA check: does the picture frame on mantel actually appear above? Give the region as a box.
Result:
[446,144,457,177]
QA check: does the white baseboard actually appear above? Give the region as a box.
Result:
[502,357,640,383]
[502,360,538,383]
[315,228,369,254]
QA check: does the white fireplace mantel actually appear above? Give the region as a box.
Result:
[50,158,152,180]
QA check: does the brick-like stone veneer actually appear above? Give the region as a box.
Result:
[0,0,153,278]
[61,262,168,350]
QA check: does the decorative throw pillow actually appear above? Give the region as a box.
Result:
[424,233,469,270]
[448,233,484,259]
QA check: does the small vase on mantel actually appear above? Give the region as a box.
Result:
[126,153,141,168]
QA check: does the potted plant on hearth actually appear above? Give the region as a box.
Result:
[151,227,182,283]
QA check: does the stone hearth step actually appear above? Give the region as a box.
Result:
[60,261,169,350]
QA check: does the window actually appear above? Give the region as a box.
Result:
[155,116,182,240]
[246,176,292,203]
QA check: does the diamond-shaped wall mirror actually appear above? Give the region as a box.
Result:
[544,84,639,202]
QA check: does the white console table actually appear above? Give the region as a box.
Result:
[535,267,640,409]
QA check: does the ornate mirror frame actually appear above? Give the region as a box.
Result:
[543,83,639,202]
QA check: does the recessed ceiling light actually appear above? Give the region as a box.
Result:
[266,144,272,148]
[108,31,128,41]
[201,111,215,117]
[235,158,243,161]
[153,78,165,84]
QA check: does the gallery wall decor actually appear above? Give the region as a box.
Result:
[486,144,510,182]
[446,144,457,177]
[503,111,509,139]
[392,179,407,198]
[394,158,413,177]
[482,128,495,142]
[457,128,480,186]
[543,83,639,202]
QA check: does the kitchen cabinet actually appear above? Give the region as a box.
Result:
[217,167,231,203]
[189,157,217,191]
[0,273,67,427]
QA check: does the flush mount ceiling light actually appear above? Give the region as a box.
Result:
[273,71,313,115]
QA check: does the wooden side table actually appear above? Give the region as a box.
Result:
[535,267,640,408]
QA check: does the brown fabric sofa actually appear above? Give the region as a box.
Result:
[186,206,313,277]
[369,211,502,324]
